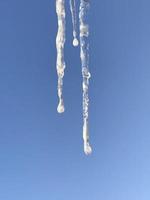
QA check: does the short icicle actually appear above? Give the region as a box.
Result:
[69,0,79,47]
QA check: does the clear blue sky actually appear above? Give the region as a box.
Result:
[0,0,150,200]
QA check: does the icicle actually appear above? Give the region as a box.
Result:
[79,0,92,155]
[56,0,66,113]
[69,0,79,46]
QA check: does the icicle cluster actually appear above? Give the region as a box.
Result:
[55,0,92,155]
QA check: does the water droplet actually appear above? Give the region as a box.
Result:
[84,143,92,155]
[73,38,79,46]
[57,100,65,113]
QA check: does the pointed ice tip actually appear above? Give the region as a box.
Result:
[57,101,65,113]
[84,143,92,155]
[73,38,79,47]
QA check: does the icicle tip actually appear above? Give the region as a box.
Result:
[84,142,92,155]
[83,120,92,155]
[73,38,79,46]
[57,100,65,113]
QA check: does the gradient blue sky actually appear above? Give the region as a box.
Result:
[0,0,150,200]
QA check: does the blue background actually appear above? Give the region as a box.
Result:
[0,0,150,199]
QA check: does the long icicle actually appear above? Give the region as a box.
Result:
[56,0,66,113]
[69,0,79,47]
[79,0,92,155]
